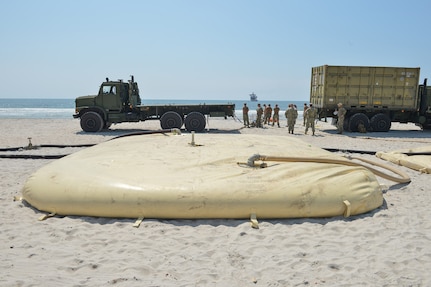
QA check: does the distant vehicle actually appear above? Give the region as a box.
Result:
[310,65,431,132]
[73,76,235,132]
[250,92,257,101]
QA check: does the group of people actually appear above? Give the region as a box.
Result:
[242,102,347,135]
[242,103,282,128]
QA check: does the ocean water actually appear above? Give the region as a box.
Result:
[0,98,307,119]
[0,98,75,119]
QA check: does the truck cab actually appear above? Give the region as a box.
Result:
[96,77,141,112]
[74,76,142,132]
[418,80,431,128]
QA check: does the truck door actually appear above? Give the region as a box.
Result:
[101,84,122,111]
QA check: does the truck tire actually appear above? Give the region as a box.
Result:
[343,117,350,131]
[370,113,391,132]
[80,111,104,132]
[348,113,370,132]
[185,112,206,132]
[160,111,183,129]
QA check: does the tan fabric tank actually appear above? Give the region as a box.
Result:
[376,146,431,174]
[22,134,383,219]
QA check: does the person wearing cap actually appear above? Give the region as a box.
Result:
[305,103,317,135]
[242,103,250,128]
[256,103,263,128]
[337,102,347,134]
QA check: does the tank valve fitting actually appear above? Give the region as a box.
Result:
[25,137,34,150]
[190,131,195,146]
[247,154,267,168]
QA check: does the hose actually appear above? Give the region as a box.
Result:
[322,147,376,155]
[0,144,94,152]
[0,154,68,159]
[245,154,411,184]
[0,129,181,159]
[401,152,431,156]
[231,113,242,123]
[322,148,431,156]
[0,144,95,159]
[110,128,181,140]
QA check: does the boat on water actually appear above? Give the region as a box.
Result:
[250,93,257,101]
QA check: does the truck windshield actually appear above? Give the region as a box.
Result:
[102,85,116,94]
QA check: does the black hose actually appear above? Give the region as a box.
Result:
[40,144,95,148]
[0,154,68,159]
[0,129,181,159]
[401,152,431,156]
[0,144,95,152]
[323,148,431,156]
[322,148,376,155]
[110,128,181,140]
[0,143,96,159]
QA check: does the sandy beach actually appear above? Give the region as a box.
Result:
[1,117,430,286]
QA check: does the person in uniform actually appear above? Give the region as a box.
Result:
[303,103,309,126]
[337,102,347,134]
[285,104,297,134]
[264,104,272,125]
[256,103,263,128]
[242,103,250,128]
[293,104,298,126]
[305,103,317,135]
[272,104,280,127]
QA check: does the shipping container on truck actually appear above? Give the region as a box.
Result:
[310,65,431,132]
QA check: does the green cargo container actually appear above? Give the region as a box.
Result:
[309,65,431,132]
[310,65,420,111]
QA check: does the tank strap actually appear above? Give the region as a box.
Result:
[38,212,56,221]
[133,217,145,228]
[250,213,259,229]
[343,200,351,218]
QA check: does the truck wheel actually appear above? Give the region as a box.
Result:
[348,113,370,132]
[185,112,206,132]
[160,111,183,129]
[343,117,350,131]
[80,111,104,132]
[370,113,391,132]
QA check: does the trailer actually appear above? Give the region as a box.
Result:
[310,65,431,132]
[73,76,235,132]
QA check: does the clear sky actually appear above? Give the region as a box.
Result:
[1,0,430,101]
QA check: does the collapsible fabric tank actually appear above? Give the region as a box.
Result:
[22,134,383,219]
[376,146,431,174]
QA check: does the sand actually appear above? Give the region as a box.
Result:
[1,117,430,286]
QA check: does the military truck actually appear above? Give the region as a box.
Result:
[73,76,235,132]
[310,65,431,132]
